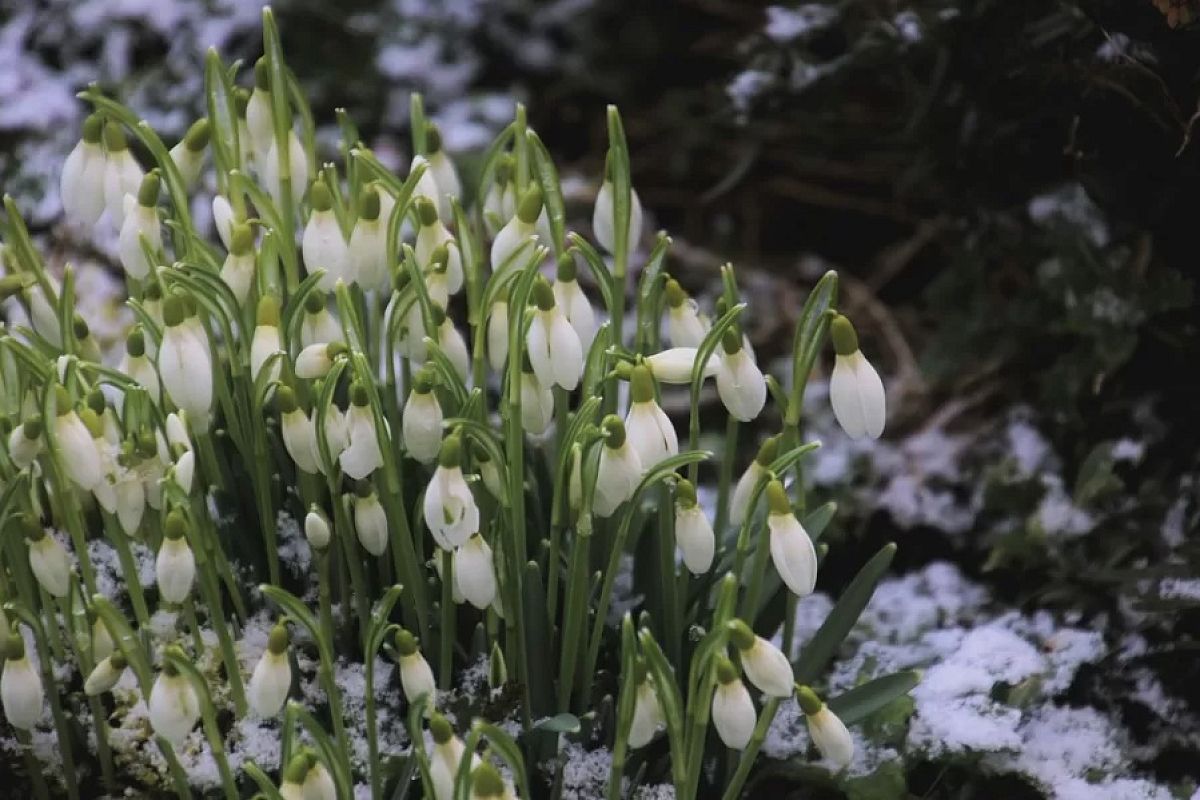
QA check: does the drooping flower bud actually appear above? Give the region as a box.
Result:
[251,295,283,383]
[628,661,665,748]
[766,480,818,597]
[158,296,213,431]
[339,382,384,480]
[519,361,554,436]
[624,365,677,470]
[664,278,708,347]
[25,517,71,598]
[402,368,443,464]
[352,481,389,556]
[711,655,755,750]
[220,222,258,305]
[716,330,766,422]
[156,511,196,604]
[247,622,292,717]
[423,435,479,550]
[169,118,211,189]
[797,685,854,768]
[454,534,497,610]
[674,480,715,574]
[263,130,309,210]
[645,347,719,385]
[277,386,321,475]
[727,620,794,698]
[731,435,777,527]
[302,182,351,290]
[304,505,331,550]
[394,628,436,711]
[148,654,200,744]
[490,185,541,271]
[117,170,162,281]
[594,415,642,518]
[527,277,583,391]
[295,340,348,380]
[7,415,44,469]
[1,633,45,730]
[592,154,644,258]
[53,386,103,490]
[828,314,886,440]
[425,124,462,222]
[61,113,107,228]
[553,253,596,350]
[85,651,128,697]
[102,121,144,228]
[348,184,389,292]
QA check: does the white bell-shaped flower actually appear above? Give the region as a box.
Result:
[798,686,854,768]
[483,156,516,236]
[52,387,103,490]
[628,671,665,748]
[23,282,61,348]
[323,404,350,464]
[302,183,351,291]
[277,387,321,475]
[158,296,213,432]
[409,154,442,215]
[454,534,497,610]
[262,130,309,210]
[624,365,678,470]
[552,255,596,350]
[716,330,767,422]
[279,752,311,800]
[171,449,195,495]
[352,484,389,556]
[339,383,384,480]
[766,480,818,597]
[486,297,509,373]
[592,160,644,257]
[402,369,443,464]
[348,184,389,292]
[730,436,778,528]
[169,118,210,189]
[102,122,144,228]
[148,657,200,744]
[423,435,479,550]
[220,222,258,305]
[434,308,471,382]
[425,125,461,222]
[119,328,160,404]
[117,172,162,281]
[394,628,436,709]
[91,615,115,663]
[594,415,643,518]
[519,367,554,436]
[828,314,886,440]
[7,415,44,470]
[1,634,44,730]
[645,347,719,385]
[247,622,292,717]
[304,506,332,550]
[212,194,236,251]
[61,113,107,229]
[674,480,715,574]
[299,292,343,348]
[245,60,275,163]
[527,277,583,391]
[664,278,708,347]
[728,620,794,698]
[295,340,347,380]
[27,524,71,598]
[85,651,128,697]
[251,295,283,384]
[115,466,147,537]
[429,716,478,800]
[490,185,542,272]
[712,656,756,750]
[414,200,464,295]
[302,758,337,800]
[156,512,196,604]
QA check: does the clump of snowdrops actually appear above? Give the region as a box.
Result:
[0,9,914,799]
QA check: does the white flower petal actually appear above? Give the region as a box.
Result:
[768,512,818,596]
[712,680,755,750]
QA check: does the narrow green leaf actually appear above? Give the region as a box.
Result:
[827,670,920,726]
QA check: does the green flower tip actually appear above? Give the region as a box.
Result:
[137,430,157,458]
[721,328,742,356]
[21,513,45,541]
[143,280,163,302]
[102,121,128,152]
[394,628,419,656]
[230,222,255,256]
[532,276,555,311]
[126,327,146,357]
[633,657,648,683]
[517,185,543,224]
[256,294,281,327]
[725,619,755,651]
[310,182,333,212]
[275,384,298,414]
[830,314,858,356]
[664,278,687,308]
[267,622,289,654]
[676,478,697,508]
[358,185,381,221]
[556,252,577,282]
[254,56,270,91]
[425,122,443,154]
[438,434,462,468]
[415,196,439,226]
[73,314,91,341]
[412,366,436,394]
[754,434,779,467]
[353,478,374,499]
[164,510,188,541]
[82,113,104,144]
[162,295,186,327]
[349,381,369,407]
[471,439,492,463]
[184,118,211,152]
[715,654,739,685]
[161,647,185,675]
[428,713,454,744]
[86,388,106,415]
[795,684,823,715]
[282,752,310,784]
[471,763,505,797]
[109,651,128,670]
[53,385,72,417]
[303,290,326,315]
[0,274,33,301]
[629,364,655,404]
[327,341,349,360]
[22,415,43,440]
[494,155,514,185]
[5,634,25,660]
[393,268,411,294]
[430,303,447,327]
[601,414,626,448]
[429,244,449,273]
[234,87,251,116]
[79,407,104,438]
[766,480,791,516]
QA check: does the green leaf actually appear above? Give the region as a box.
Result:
[786,270,838,426]
[568,233,615,319]
[827,670,919,726]
[801,501,837,544]
[527,129,565,254]
[605,106,632,278]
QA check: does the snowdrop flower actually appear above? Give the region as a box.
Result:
[85,651,128,697]
[594,415,643,518]
[828,314,886,439]
[553,253,596,350]
[1,633,44,730]
[454,534,497,610]
[52,386,103,490]
[263,130,309,210]
[727,620,794,698]
[409,154,442,214]
[220,222,258,305]
[730,435,778,528]
[61,113,107,228]
[91,613,115,662]
[169,118,210,189]
[716,330,767,421]
[433,306,471,382]
[352,481,389,556]
[519,361,554,436]
[117,171,162,281]
[158,296,213,431]
[402,368,443,464]
[102,121,144,228]
[394,628,436,710]
[482,155,515,236]
[646,347,719,385]
[247,622,292,717]
[624,365,678,470]
[277,387,320,474]
[295,340,347,380]
[304,506,332,551]
[490,185,542,272]
[486,292,509,373]
[711,656,755,750]
[212,194,236,251]
[114,461,147,537]
[527,277,583,391]
[299,291,343,348]
[470,762,516,800]
[245,59,275,163]
[429,715,479,800]
[302,757,337,800]
[348,184,389,292]
[171,449,195,495]
[797,685,854,768]
[474,444,505,505]
[119,328,160,404]
[413,199,463,295]
[766,480,818,597]
[593,154,644,257]
[250,295,284,384]
[302,183,351,290]
[664,278,708,347]
[279,753,309,800]
[340,382,383,480]
[425,124,461,223]
[423,434,479,550]
[148,654,200,744]
[156,511,196,604]
[323,403,350,463]
[674,479,715,574]
[628,665,665,748]
[26,521,71,598]
[7,415,43,470]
